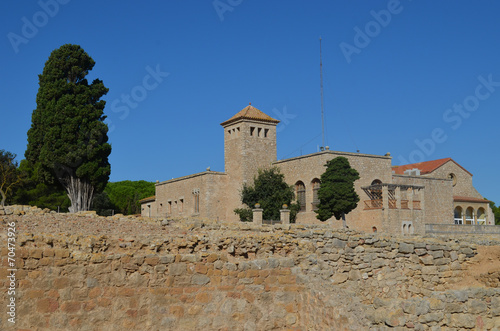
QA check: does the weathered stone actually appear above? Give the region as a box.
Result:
[385,308,405,327]
[418,312,443,324]
[398,242,414,254]
[192,274,210,285]
[450,313,476,328]
[169,263,186,276]
[468,299,487,314]
[331,272,348,285]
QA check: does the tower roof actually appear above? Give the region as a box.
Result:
[220,103,280,127]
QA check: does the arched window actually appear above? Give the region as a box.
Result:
[454,206,463,224]
[477,207,486,225]
[295,181,306,212]
[311,178,321,211]
[370,180,382,199]
[465,207,474,225]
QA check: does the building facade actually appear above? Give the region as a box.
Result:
[140,104,494,234]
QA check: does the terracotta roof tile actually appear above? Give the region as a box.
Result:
[453,196,490,203]
[220,103,280,126]
[392,158,472,176]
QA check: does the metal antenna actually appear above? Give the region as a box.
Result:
[320,37,325,149]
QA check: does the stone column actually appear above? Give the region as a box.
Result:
[382,185,389,210]
[252,208,263,224]
[409,188,414,210]
[280,207,290,224]
[395,186,401,209]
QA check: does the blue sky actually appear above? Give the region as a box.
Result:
[1,1,499,205]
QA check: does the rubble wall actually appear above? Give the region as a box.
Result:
[1,212,500,330]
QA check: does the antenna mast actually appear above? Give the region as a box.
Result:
[319,37,325,149]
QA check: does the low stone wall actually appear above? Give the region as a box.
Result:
[426,223,500,235]
[1,214,500,330]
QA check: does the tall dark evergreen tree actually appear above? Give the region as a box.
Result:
[315,156,360,225]
[26,44,111,212]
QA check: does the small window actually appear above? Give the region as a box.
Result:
[180,199,184,213]
[264,129,269,138]
[257,128,262,137]
[250,127,255,136]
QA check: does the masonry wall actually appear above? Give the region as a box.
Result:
[422,161,483,199]
[154,172,227,220]
[275,150,393,231]
[2,214,499,330]
[393,174,454,227]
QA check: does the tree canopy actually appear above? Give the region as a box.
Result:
[0,150,22,207]
[25,44,111,212]
[234,167,299,222]
[101,180,155,215]
[315,156,360,223]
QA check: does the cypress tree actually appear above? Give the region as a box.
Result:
[315,156,360,224]
[26,44,111,212]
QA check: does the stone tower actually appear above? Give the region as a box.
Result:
[220,104,280,220]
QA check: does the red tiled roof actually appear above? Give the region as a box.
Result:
[220,103,280,127]
[392,158,472,176]
[454,196,490,203]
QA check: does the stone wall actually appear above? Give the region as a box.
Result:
[154,171,227,220]
[275,150,393,231]
[1,214,500,330]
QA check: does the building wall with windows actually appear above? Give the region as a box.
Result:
[153,171,227,220]
[274,150,393,231]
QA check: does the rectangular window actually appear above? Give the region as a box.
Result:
[168,201,172,214]
[180,199,184,212]
[264,129,269,138]
[257,128,262,137]
[250,127,255,136]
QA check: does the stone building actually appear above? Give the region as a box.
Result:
[140,104,494,234]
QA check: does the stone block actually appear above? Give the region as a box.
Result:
[398,242,414,254]
[192,274,210,285]
[169,263,187,276]
[450,313,476,329]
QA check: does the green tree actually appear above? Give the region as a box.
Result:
[11,159,70,211]
[490,201,500,225]
[234,167,299,222]
[0,150,22,207]
[25,44,111,213]
[315,156,360,225]
[102,180,155,215]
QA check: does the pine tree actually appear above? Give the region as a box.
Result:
[26,44,111,212]
[315,156,360,224]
